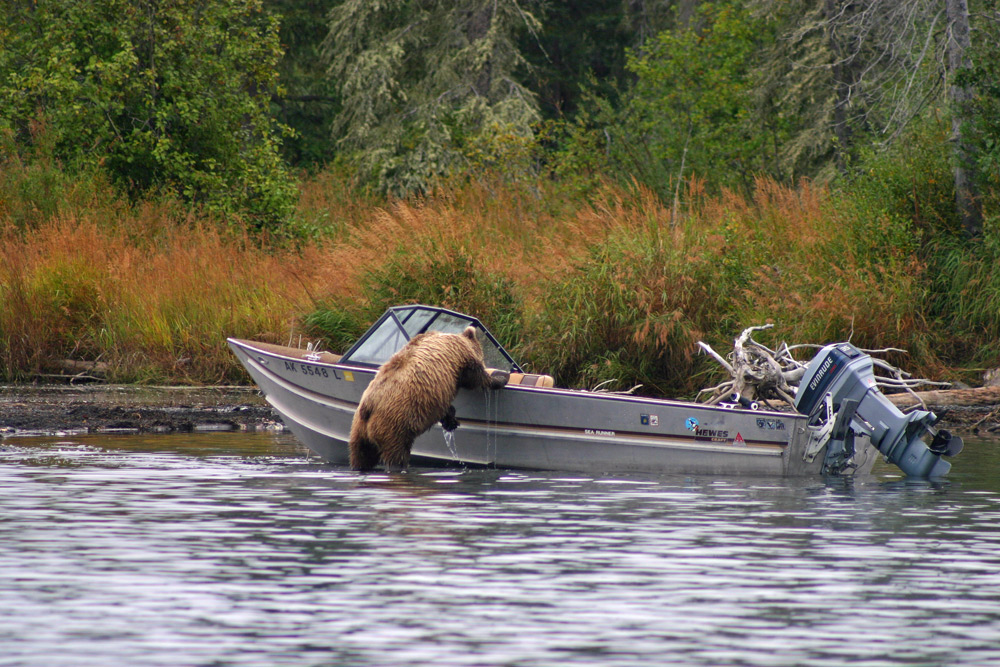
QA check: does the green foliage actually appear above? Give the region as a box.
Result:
[626,2,775,191]
[265,0,342,166]
[930,229,1000,353]
[301,307,367,355]
[837,116,962,258]
[961,3,1000,196]
[523,231,720,396]
[0,0,297,228]
[556,1,780,201]
[322,0,542,195]
[0,129,124,229]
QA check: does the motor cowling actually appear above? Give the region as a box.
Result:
[794,343,962,478]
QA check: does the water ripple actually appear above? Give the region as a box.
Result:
[1,432,999,666]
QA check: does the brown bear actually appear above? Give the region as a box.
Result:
[348,326,509,470]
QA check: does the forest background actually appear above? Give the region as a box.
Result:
[2,0,1000,398]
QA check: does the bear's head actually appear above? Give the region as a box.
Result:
[461,326,484,361]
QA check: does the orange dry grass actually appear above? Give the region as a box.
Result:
[294,168,382,240]
[1,168,958,388]
[0,213,330,382]
[320,180,621,306]
[697,176,940,373]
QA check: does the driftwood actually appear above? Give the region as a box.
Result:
[55,359,110,376]
[697,325,952,410]
[697,324,807,406]
[886,386,1000,410]
[34,359,112,383]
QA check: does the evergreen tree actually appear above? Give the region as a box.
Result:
[322,0,542,194]
[267,0,341,166]
[761,0,986,233]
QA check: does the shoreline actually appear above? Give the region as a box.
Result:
[2,383,998,439]
[0,384,284,438]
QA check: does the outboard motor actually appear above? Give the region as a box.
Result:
[795,343,962,478]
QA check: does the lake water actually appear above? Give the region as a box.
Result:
[2,432,1000,667]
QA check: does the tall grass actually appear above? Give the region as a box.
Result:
[0,154,330,383]
[3,144,997,391]
[300,177,625,355]
[0,213,327,382]
[304,171,997,396]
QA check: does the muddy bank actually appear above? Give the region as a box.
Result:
[0,384,283,437]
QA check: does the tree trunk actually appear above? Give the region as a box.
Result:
[825,0,860,175]
[946,0,982,237]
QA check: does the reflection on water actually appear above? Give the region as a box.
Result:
[2,432,1000,667]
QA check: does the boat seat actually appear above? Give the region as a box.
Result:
[489,369,555,388]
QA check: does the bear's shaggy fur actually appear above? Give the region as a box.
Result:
[348,326,509,470]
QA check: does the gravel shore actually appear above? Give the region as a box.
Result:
[0,384,284,437]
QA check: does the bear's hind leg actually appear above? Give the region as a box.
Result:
[379,432,416,471]
[349,403,382,471]
[349,412,381,471]
[349,435,381,471]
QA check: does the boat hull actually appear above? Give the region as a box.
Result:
[228,338,878,477]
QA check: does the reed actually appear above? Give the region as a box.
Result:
[0,210,324,383]
[304,171,997,396]
[3,149,997,390]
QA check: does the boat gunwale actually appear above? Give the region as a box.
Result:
[238,344,788,458]
[227,337,805,421]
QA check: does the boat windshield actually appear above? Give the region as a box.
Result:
[340,305,522,371]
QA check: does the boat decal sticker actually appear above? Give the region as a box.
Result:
[686,416,730,441]
[734,432,746,446]
[455,417,786,452]
[693,427,730,442]
[640,414,659,426]
[755,418,786,431]
[343,371,354,382]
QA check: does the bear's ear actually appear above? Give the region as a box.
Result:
[462,326,477,341]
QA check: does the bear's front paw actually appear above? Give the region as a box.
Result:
[489,370,510,389]
[441,405,460,432]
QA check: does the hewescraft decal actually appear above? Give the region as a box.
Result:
[686,416,728,442]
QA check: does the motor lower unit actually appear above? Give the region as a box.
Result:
[795,343,963,477]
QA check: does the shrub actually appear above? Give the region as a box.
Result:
[0,0,296,229]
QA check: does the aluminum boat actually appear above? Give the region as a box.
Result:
[228,305,962,477]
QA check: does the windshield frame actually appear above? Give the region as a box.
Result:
[339,305,522,372]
